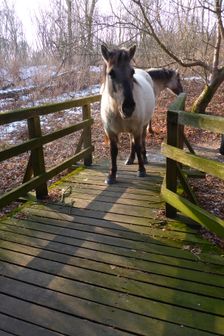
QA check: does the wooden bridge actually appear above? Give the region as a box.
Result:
[0,94,224,336]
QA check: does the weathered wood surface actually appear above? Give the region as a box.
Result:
[0,160,224,336]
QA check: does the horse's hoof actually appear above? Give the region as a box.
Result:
[105,176,117,184]
[125,158,134,165]
[137,170,146,177]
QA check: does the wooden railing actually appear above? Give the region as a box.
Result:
[0,94,101,209]
[161,93,224,238]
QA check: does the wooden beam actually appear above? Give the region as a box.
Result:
[0,146,93,210]
[169,110,224,133]
[162,143,224,180]
[165,93,186,218]
[82,105,92,166]
[27,116,48,199]
[0,94,101,125]
[0,119,93,163]
[161,184,224,239]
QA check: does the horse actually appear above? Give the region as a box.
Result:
[220,134,224,155]
[100,44,155,184]
[124,68,183,166]
[146,68,183,134]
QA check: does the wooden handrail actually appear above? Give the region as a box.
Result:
[161,93,224,238]
[0,94,101,125]
[0,94,101,209]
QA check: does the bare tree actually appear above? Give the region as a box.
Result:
[0,0,28,64]
[112,0,224,153]
[113,0,224,112]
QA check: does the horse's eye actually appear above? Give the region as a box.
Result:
[108,69,115,79]
[131,69,135,76]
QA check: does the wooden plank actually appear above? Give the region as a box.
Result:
[24,209,224,264]
[0,214,217,260]
[58,182,162,202]
[162,143,224,180]
[59,197,159,217]
[1,242,223,299]
[0,94,101,125]
[1,274,224,335]
[1,248,224,326]
[65,176,161,192]
[0,328,16,336]
[0,293,131,336]
[176,110,224,133]
[161,185,224,238]
[2,218,219,272]
[1,230,224,287]
[2,261,223,319]
[63,193,162,208]
[1,220,216,269]
[0,313,64,336]
[26,201,222,237]
[25,204,220,239]
[9,211,224,263]
[26,205,204,237]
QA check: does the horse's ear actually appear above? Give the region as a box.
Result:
[128,45,136,60]
[101,44,110,62]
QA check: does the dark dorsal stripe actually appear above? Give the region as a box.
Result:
[147,68,175,81]
[109,49,130,66]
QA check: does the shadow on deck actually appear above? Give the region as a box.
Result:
[0,160,224,336]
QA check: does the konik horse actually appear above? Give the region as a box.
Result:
[146,68,183,134]
[100,44,155,184]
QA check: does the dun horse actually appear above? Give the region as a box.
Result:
[100,44,155,184]
[125,68,183,165]
[147,68,183,134]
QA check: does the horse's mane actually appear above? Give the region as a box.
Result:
[102,63,107,84]
[147,68,176,81]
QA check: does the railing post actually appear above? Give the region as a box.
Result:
[82,104,92,166]
[165,93,186,218]
[27,116,48,199]
[166,111,179,218]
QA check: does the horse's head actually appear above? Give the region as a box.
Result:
[167,70,183,95]
[101,44,136,119]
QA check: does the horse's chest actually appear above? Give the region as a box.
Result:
[103,110,137,133]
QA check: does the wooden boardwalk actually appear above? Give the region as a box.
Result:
[0,159,224,336]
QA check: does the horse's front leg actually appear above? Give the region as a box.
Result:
[107,137,118,184]
[142,125,148,164]
[125,134,135,165]
[134,135,146,177]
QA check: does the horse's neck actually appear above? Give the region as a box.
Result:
[152,79,167,99]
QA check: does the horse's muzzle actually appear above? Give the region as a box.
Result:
[122,100,136,118]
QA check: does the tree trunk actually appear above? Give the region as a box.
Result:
[191,68,224,155]
[191,69,224,113]
[66,0,73,65]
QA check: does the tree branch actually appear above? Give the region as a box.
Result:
[131,0,212,71]
[215,0,224,39]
